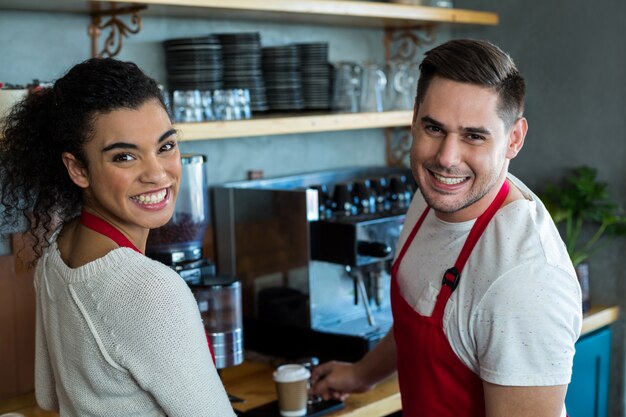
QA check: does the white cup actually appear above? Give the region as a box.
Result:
[273,364,311,417]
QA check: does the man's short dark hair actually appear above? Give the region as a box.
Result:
[416,39,525,129]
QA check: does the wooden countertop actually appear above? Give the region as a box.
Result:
[1,305,619,417]
[221,361,400,417]
[0,365,400,417]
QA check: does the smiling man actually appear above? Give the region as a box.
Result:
[312,39,582,417]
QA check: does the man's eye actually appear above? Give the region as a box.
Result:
[467,134,485,141]
[112,153,135,162]
[425,125,443,134]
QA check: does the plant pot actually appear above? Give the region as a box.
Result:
[575,262,591,314]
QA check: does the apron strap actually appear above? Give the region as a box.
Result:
[80,210,142,254]
[392,205,431,277]
[432,180,510,320]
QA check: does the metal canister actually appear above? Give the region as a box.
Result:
[192,276,244,369]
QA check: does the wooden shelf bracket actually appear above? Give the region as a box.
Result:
[385,127,412,167]
[384,26,436,62]
[382,26,434,167]
[88,2,147,58]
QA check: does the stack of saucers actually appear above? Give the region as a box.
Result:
[163,35,223,92]
[262,45,304,111]
[215,32,268,112]
[296,42,331,110]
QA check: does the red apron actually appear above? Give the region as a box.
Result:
[80,210,216,363]
[390,180,509,417]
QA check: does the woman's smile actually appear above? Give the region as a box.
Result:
[130,188,170,208]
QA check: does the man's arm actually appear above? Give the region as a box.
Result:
[483,381,567,417]
[311,329,397,400]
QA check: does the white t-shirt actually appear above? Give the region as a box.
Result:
[396,174,582,389]
[34,242,236,417]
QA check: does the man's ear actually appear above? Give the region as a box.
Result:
[506,117,528,160]
[62,152,89,189]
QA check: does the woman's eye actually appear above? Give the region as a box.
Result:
[112,153,135,163]
[160,141,177,153]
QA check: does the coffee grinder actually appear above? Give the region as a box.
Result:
[147,154,244,370]
[146,154,213,281]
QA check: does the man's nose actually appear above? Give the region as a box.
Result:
[436,136,461,168]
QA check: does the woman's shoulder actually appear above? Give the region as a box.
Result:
[94,250,197,319]
[110,250,188,292]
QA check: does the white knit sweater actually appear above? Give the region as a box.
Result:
[34,241,236,417]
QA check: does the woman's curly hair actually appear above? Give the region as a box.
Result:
[0,58,166,260]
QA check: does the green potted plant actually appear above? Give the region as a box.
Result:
[542,166,626,312]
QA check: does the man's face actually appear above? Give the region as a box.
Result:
[410,76,525,222]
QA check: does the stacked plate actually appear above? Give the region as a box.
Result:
[296,42,331,110]
[163,35,223,92]
[262,45,304,111]
[215,32,268,112]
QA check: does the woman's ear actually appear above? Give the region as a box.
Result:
[62,152,89,189]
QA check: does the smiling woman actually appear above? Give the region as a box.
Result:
[0,58,235,417]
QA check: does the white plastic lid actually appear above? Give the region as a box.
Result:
[273,364,311,383]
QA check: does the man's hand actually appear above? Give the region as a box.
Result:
[311,361,373,401]
[311,330,398,401]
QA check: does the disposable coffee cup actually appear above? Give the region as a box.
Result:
[273,364,311,417]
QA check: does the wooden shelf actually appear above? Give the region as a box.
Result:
[0,0,498,28]
[174,110,413,141]
[0,1,496,141]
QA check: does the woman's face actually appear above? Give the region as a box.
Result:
[68,99,181,238]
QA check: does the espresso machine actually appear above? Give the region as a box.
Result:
[212,166,415,362]
[147,154,243,370]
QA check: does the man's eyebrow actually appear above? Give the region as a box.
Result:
[101,129,177,153]
[421,115,443,127]
[462,126,492,136]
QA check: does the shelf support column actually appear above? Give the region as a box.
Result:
[88,2,147,58]
[385,127,413,167]
[383,26,436,167]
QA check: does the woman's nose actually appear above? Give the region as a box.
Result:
[141,156,167,183]
[436,136,461,168]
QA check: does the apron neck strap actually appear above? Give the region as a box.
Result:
[80,210,142,254]
[442,179,510,291]
[432,179,510,320]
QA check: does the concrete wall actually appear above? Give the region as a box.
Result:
[454,0,626,415]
